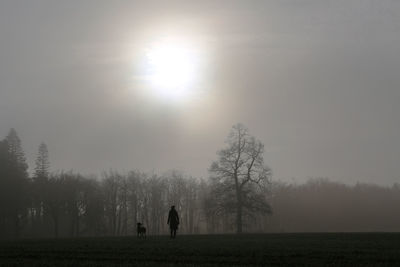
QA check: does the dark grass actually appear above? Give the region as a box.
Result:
[1,233,400,266]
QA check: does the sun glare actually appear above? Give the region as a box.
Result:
[145,39,198,101]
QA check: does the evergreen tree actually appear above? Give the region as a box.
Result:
[0,139,10,238]
[34,143,50,180]
[32,142,50,228]
[3,128,29,237]
[6,128,28,176]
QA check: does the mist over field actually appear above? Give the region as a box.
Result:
[1,5,400,267]
[2,127,400,239]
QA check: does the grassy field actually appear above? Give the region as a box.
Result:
[1,233,400,266]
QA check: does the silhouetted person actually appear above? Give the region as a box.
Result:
[137,222,146,239]
[167,205,179,238]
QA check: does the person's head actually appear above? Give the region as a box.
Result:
[171,205,175,210]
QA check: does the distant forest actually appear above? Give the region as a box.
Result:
[1,127,400,239]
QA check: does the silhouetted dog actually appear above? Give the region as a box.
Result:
[137,223,146,238]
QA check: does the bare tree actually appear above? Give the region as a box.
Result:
[102,171,122,236]
[209,123,272,233]
[43,174,65,238]
[32,142,50,229]
[127,171,142,234]
[81,178,104,236]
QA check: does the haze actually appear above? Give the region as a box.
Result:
[1,0,399,185]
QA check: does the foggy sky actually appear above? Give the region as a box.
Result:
[1,0,399,185]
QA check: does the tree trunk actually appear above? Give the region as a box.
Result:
[112,202,116,235]
[189,205,194,234]
[116,208,121,235]
[236,204,242,234]
[234,169,243,234]
[76,214,79,237]
[14,212,20,238]
[53,215,58,238]
[236,187,243,234]
[123,194,128,236]
[132,195,137,235]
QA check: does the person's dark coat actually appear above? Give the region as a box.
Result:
[167,208,179,230]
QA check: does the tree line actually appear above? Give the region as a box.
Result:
[1,125,400,239]
[0,124,272,238]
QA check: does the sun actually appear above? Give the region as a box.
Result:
[144,39,198,101]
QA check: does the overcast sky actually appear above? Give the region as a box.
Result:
[1,0,399,185]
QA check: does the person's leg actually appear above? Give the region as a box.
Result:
[173,229,176,238]
[170,228,173,238]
